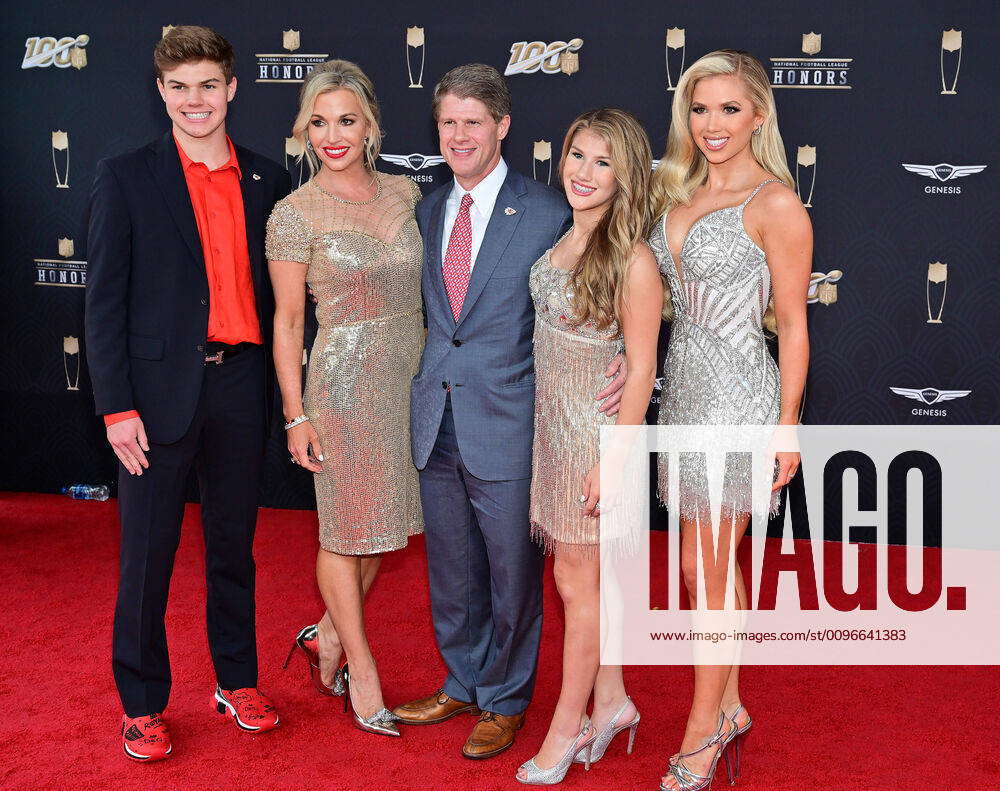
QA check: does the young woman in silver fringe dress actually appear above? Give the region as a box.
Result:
[516,109,662,785]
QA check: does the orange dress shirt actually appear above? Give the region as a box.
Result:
[105,135,261,427]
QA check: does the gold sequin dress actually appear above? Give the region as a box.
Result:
[528,245,623,551]
[266,174,424,554]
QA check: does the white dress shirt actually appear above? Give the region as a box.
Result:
[440,157,509,271]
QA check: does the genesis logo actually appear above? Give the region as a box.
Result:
[901,162,986,194]
[890,386,971,417]
[379,153,446,183]
[379,153,445,170]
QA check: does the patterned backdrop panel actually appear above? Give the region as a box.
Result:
[2,1,997,509]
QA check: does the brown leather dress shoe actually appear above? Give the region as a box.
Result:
[462,711,525,759]
[391,689,480,725]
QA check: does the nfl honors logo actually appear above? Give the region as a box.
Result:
[34,237,87,287]
[770,33,852,89]
[256,30,328,83]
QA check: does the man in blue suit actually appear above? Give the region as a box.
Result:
[393,64,624,759]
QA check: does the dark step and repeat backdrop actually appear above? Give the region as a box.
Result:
[2,1,997,508]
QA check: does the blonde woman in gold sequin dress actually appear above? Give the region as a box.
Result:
[515,109,662,785]
[266,61,423,737]
[648,52,811,791]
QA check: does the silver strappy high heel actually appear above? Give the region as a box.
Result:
[572,697,640,764]
[724,704,752,782]
[659,714,733,791]
[516,718,596,785]
[341,664,400,737]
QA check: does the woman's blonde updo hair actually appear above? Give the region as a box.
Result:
[650,50,793,329]
[292,59,383,175]
[557,108,653,331]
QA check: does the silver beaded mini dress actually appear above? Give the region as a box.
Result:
[648,179,782,520]
[265,174,424,554]
[528,243,624,552]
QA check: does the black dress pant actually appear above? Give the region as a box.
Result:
[113,347,265,717]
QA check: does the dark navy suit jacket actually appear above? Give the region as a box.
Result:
[84,131,291,444]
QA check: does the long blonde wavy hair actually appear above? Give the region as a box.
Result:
[650,50,793,328]
[292,59,383,176]
[558,108,653,331]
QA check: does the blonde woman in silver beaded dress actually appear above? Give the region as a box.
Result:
[266,61,422,738]
[648,52,811,791]
[516,109,662,786]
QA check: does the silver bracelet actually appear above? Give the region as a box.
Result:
[284,414,310,430]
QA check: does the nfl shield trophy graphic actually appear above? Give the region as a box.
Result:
[63,336,80,391]
[58,237,75,258]
[665,27,686,91]
[940,29,962,94]
[283,29,301,52]
[818,270,841,305]
[285,136,306,187]
[802,32,822,55]
[162,25,175,38]
[807,270,842,305]
[406,26,425,88]
[796,145,816,208]
[70,42,87,69]
[533,140,552,185]
[926,262,948,323]
[52,130,69,189]
[559,49,579,75]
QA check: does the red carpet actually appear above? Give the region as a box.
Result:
[0,492,995,790]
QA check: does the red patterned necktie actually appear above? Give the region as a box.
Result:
[442,193,474,320]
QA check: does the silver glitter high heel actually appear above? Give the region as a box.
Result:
[660,714,733,791]
[341,664,400,737]
[572,697,640,764]
[724,705,752,782]
[516,718,596,785]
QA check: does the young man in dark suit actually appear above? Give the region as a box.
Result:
[85,26,291,761]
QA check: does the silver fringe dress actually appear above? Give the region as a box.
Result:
[648,179,782,521]
[528,246,623,552]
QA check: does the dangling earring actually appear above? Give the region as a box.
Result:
[306,139,314,150]
[753,125,762,136]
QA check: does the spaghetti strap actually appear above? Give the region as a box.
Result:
[742,178,782,207]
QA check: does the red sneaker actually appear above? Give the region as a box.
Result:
[214,686,280,732]
[121,713,172,761]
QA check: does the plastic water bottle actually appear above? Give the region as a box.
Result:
[61,484,110,501]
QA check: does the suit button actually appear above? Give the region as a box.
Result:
[441,381,449,390]
[197,345,205,352]
[200,298,208,306]
[452,339,462,347]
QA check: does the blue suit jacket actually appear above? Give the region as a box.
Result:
[410,168,571,481]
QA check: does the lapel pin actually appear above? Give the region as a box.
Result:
[504,206,517,215]
[252,173,261,181]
